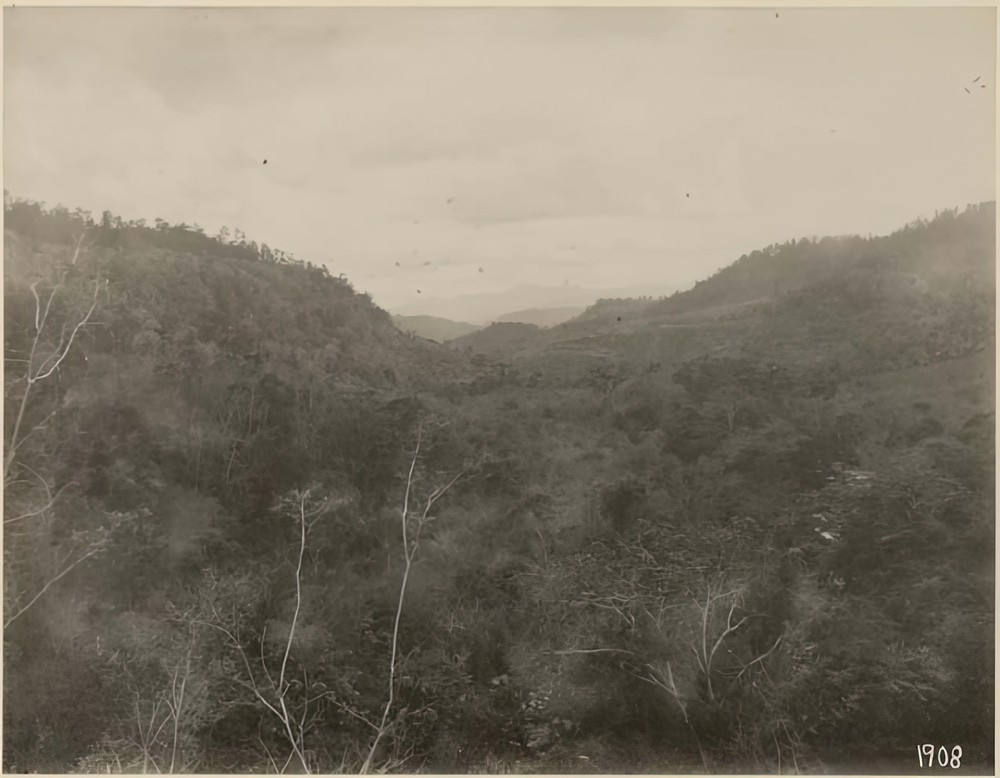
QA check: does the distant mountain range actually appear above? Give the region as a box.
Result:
[393,306,585,342]
[392,314,482,342]
[390,282,675,325]
[495,306,584,327]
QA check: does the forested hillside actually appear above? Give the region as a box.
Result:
[3,197,994,774]
[449,322,542,357]
[650,205,994,318]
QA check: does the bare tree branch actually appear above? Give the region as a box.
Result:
[5,479,76,525]
[279,491,310,695]
[5,248,105,483]
[553,647,636,656]
[690,581,748,704]
[188,491,325,773]
[32,279,103,382]
[360,429,422,774]
[361,424,463,774]
[4,544,102,628]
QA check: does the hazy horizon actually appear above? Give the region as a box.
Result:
[5,6,996,312]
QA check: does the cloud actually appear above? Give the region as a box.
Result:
[4,6,994,312]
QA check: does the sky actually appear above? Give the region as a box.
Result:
[4,6,996,313]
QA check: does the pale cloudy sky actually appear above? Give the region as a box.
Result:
[4,6,996,311]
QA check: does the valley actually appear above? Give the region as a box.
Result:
[3,198,994,774]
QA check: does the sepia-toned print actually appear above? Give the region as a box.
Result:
[3,6,995,774]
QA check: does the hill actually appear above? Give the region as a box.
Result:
[648,204,995,318]
[448,321,541,356]
[573,297,656,323]
[392,313,482,342]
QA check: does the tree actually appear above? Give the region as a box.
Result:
[73,206,94,226]
[360,425,464,773]
[4,229,109,628]
[624,575,783,769]
[191,489,330,774]
[5,230,104,481]
[88,625,205,773]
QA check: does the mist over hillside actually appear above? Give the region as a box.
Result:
[3,197,994,775]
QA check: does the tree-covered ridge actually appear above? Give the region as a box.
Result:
[5,192,314,270]
[4,195,470,385]
[649,202,995,316]
[3,196,994,773]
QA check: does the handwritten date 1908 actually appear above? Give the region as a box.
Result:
[917,745,962,769]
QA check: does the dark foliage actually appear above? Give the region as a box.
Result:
[3,197,994,773]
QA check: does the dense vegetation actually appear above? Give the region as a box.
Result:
[3,196,994,773]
